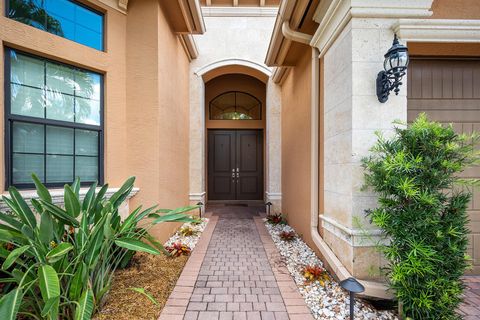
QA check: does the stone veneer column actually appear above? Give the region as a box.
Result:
[189,74,206,206]
[322,18,408,278]
[266,80,282,212]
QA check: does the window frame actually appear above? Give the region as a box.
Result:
[5,0,106,51]
[209,91,262,121]
[4,48,104,189]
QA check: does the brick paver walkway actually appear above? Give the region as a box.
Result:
[459,276,480,319]
[159,205,313,320]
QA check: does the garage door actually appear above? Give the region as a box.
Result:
[407,59,480,274]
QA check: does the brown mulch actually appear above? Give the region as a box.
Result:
[93,252,189,320]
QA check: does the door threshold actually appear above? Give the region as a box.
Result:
[207,200,265,207]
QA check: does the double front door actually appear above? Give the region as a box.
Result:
[208,130,263,200]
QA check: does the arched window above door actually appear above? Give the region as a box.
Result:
[209,91,261,120]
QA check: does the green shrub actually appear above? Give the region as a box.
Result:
[362,114,479,319]
[0,175,196,320]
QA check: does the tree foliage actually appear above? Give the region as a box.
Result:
[362,114,479,319]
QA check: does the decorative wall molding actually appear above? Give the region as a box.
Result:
[95,0,126,13]
[0,187,140,211]
[265,192,282,200]
[118,0,128,10]
[189,192,206,202]
[310,0,434,56]
[201,6,278,17]
[180,34,200,61]
[319,215,386,247]
[195,58,272,79]
[394,19,480,43]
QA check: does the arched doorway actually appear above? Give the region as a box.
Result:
[205,74,266,202]
[188,59,281,210]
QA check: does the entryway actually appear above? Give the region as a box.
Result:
[207,129,263,201]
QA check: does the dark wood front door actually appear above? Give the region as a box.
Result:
[208,130,263,200]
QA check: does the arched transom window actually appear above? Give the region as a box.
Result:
[209,91,261,120]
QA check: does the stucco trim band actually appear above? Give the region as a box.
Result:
[265,192,282,200]
[195,58,272,79]
[0,187,140,210]
[201,6,278,17]
[394,19,480,43]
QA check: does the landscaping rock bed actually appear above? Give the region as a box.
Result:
[265,221,398,320]
[94,217,209,320]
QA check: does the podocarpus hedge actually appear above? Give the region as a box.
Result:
[362,114,479,319]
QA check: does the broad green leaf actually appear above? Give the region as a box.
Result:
[39,211,54,245]
[38,265,60,304]
[0,288,24,320]
[0,229,22,242]
[8,187,36,229]
[134,205,158,223]
[2,245,30,270]
[82,182,97,213]
[0,212,23,231]
[114,238,160,255]
[85,226,104,267]
[41,296,59,318]
[65,185,81,218]
[30,198,44,215]
[75,288,94,320]
[153,213,193,224]
[39,200,79,227]
[128,287,159,305]
[168,206,199,214]
[20,225,34,240]
[119,206,142,233]
[109,176,135,208]
[69,262,87,300]
[144,233,169,255]
[71,177,81,198]
[46,242,73,262]
[32,173,52,203]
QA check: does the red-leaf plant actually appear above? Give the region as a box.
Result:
[166,242,191,257]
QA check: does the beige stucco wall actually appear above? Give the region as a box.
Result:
[126,0,191,241]
[0,0,192,242]
[280,48,314,248]
[430,0,480,19]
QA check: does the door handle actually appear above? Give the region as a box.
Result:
[236,168,240,178]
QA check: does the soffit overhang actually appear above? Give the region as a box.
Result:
[161,0,206,34]
[266,0,436,67]
[265,0,320,67]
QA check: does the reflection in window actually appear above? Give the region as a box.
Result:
[7,0,104,50]
[210,91,261,120]
[7,49,102,187]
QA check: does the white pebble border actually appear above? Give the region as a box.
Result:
[264,221,398,320]
[164,217,209,250]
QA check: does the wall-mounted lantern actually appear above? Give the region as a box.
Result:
[376,34,409,103]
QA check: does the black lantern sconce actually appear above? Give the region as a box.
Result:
[376,34,409,103]
[340,277,365,320]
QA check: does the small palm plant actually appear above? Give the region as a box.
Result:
[0,174,196,320]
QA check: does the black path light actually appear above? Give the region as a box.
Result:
[196,202,203,218]
[340,277,365,320]
[265,202,272,216]
[376,34,409,103]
